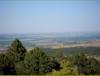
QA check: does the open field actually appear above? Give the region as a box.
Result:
[52,40,100,49]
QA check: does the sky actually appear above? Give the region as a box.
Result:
[0,0,100,34]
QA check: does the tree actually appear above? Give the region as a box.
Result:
[0,53,16,75]
[86,57,100,74]
[49,56,78,75]
[1,39,27,75]
[6,39,26,63]
[72,53,88,74]
[18,48,60,75]
[72,53,100,75]
[24,48,51,74]
[15,61,26,75]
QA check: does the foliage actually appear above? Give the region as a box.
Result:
[86,57,100,74]
[0,39,100,75]
[49,57,78,75]
[0,39,26,75]
[6,39,27,63]
[0,53,16,75]
[16,48,60,75]
[49,50,64,61]
[72,53,100,75]
[15,61,26,74]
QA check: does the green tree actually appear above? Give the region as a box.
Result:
[15,61,26,74]
[72,53,100,75]
[6,39,26,63]
[86,57,100,74]
[17,48,60,75]
[72,53,88,74]
[0,53,16,75]
[24,48,52,74]
[1,39,27,75]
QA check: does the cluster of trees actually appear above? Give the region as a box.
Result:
[72,53,100,75]
[0,39,100,75]
[0,39,60,75]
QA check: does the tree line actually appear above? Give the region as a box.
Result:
[0,39,100,75]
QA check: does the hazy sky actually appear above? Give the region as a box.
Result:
[0,1,100,34]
